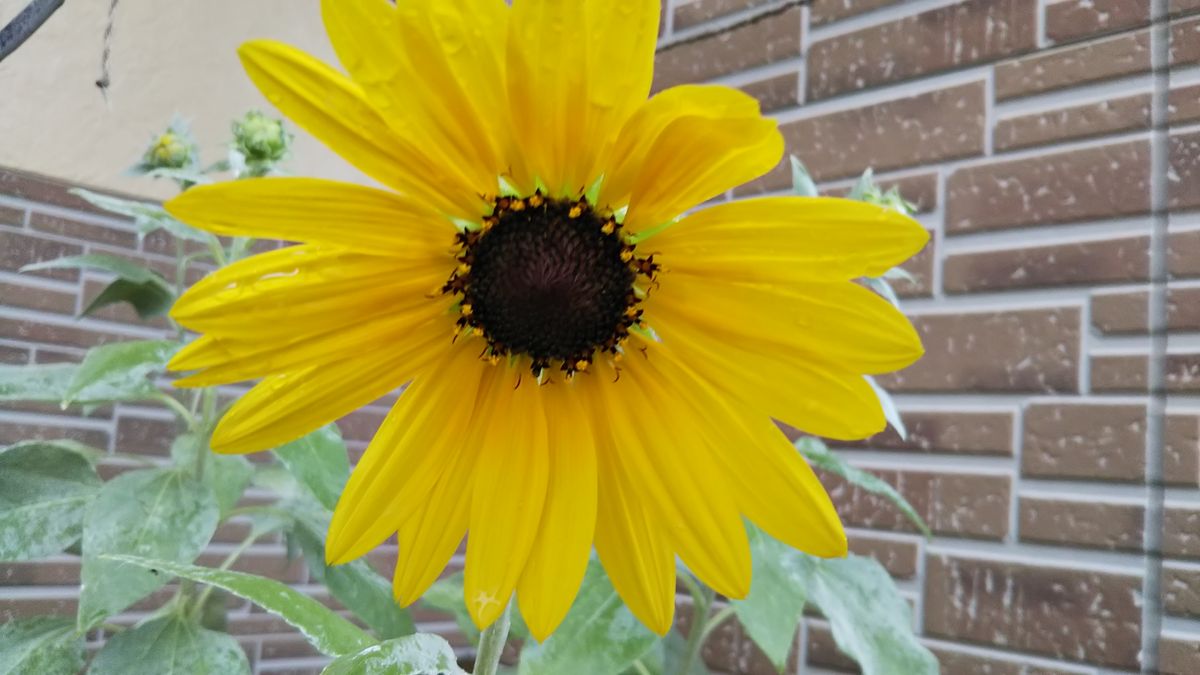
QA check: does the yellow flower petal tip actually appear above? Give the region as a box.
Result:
[172,0,929,639]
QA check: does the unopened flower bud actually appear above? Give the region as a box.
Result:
[233,111,290,162]
[141,128,197,170]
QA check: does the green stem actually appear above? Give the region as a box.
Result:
[193,387,217,480]
[191,531,262,619]
[677,577,715,675]
[473,601,512,675]
[153,392,198,431]
[630,659,652,675]
[700,605,736,643]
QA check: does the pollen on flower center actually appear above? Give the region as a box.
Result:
[442,194,659,376]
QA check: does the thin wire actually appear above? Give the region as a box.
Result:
[96,0,120,101]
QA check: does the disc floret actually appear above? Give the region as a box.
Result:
[442,193,658,377]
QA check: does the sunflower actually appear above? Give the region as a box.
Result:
[164,0,927,640]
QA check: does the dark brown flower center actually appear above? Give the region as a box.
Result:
[442,194,658,376]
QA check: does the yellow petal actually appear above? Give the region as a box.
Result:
[650,311,886,440]
[171,310,451,388]
[464,370,550,629]
[322,0,511,196]
[516,388,597,641]
[600,359,750,599]
[649,197,931,281]
[647,349,847,557]
[170,246,449,336]
[326,346,488,564]
[165,178,453,252]
[507,0,660,196]
[646,275,923,374]
[209,325,447,454]
[238,39,485,219]
[392,433,477,605]
[624,115,783,231]
[592,402,676,635]
[598,85,760,211]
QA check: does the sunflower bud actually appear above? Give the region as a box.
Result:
[140,127,197,171]
[232,111,290,163]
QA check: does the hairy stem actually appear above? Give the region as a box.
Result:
[677,576,715,675]
[473,601,512,675]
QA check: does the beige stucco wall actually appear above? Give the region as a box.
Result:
[0,0,366,198]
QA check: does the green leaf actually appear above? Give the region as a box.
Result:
[866,376,907,441]
[0,363,75,403]
[0,617,84,675]
[83,277,176,320]
[64,340,180,406]
[0,441,101,561]
[847,168,875,201]
[78,469,220,629]
[170,433,253,517]
[70,188,216,245]
[807,555,938,675]
[102,554,376,657]
[732,526,809,672]
[796,438,931,537]
[519,560,657,675]
[421,572,530,646]
[789,156,820,197]
[291,504,416,640]
[89,616,250,675]
[322,633,465,675]
[274,425,350,511]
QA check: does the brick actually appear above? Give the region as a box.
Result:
[783,82,986,183]
[260,634,322,660]
[1164,563,1200,619]
[1161,634,1200,675]
[0,167,147,218]
[1092,287,1200,334]
[1164,505,1200,559]
[847,533,919,579]
[0,345,30,364]
[878,309,1080,393]
[0,559,80,586]
[672,0,771,29]
[995,29,1151,100]
[1022,403,1146,481]
[1171,230,1200,278]
[1167,415,1200,488]
[29,211,137,249]
[823,469,1010,539]
[1173,0,1200,13]
[840,410,1014,455]
[0,318,131,350]
[1090,354,1148,393]
[0,204,22,226]
[0,230,83,281]
[1170,131,1200,212]
[946,140,1151,234]
[1046,0,1151,43]
[924,555,1141,668]
[196,551,307,584]
[993,93,1151,152]
[930,646,1093,675]
[0,420,108,449]
[1167,353,1200,392]
[809,0,903,26]
[0,596,78,621]
[652,5,802,90]
[114,414,179,457]
[943,235,1149,293]
[1172,16,1200,65]
[805,621,857,671]
[0,280,76,315]
[1170,83,1200,124]
[1018,496,1144,551]
[738,72,799,113]
[806,0,1036,100]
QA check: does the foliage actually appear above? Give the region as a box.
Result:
[0,121,935,674]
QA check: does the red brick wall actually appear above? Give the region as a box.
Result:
[2,1,1199,673]
[653,1,1200,673]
